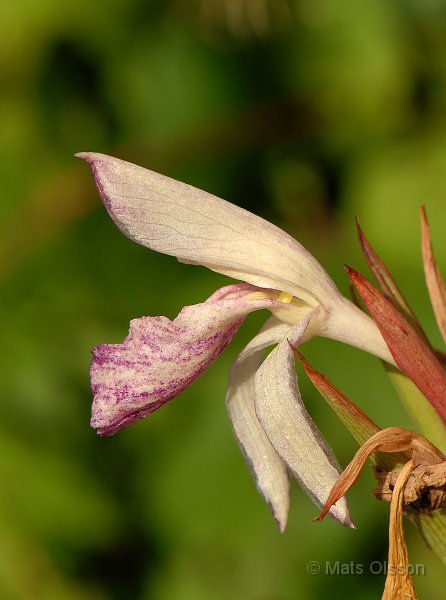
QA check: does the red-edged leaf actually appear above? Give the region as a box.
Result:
[347,266,446,426]
[294,351,405,470]
[420,206,446,345]
[356,219,427,340]
[348,281,362,309]
[294,350,380,445]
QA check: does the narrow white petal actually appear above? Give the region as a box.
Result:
[76,152,341,306]
[254,313,353,527]
[227,317,292,531]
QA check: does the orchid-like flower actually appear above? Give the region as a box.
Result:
[77,152,394,531]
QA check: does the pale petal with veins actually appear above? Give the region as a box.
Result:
[227,316,292,531]
[76,152,339,305]
[254,313,353,527]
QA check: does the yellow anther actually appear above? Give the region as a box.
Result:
[277,291,293,304]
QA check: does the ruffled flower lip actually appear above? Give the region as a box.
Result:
[91,398,165,436]
[89,284,288,437]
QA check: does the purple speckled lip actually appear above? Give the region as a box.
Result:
[92,398,167,437]
[89,283,284,436]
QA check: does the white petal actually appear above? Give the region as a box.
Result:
[322,296,395,365]
[227,316,292,531]
[76,152,341,306]
[254,313,354,527]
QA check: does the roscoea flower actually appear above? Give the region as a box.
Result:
[77,152,393,530]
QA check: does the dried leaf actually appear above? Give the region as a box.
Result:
[374,462,446,508]
[420,206,446,345]
[382,459,418,600]
[316,428,444,522]
[347,266,446,426]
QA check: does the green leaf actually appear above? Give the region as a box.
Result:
[408,509,446,567]
[385,365,446,454]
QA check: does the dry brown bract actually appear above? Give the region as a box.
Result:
[374,462,446,510]
[316,427,446,522]
[316,427,446,600]
[382,460,418,600]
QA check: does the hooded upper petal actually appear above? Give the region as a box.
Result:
[91,284,287,436]
[227,316,293,531]
[78,152,396,366]
[76,152,341,306]
[253,312,353,527]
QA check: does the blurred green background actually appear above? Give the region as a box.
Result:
[2,1,446,598]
